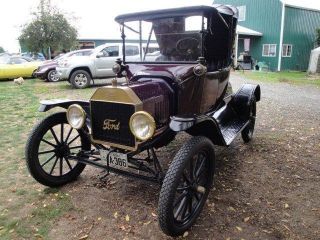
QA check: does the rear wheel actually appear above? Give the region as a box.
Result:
[70,70,91,89]
[47,69,59,82]
[158,136,215,237]
[241,97,256,143]
[25,112,91,187]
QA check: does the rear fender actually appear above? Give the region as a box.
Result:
[230,84,260,118]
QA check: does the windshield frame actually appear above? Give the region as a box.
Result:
[120,14,206,64]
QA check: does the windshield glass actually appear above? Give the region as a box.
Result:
[122,15,206,63]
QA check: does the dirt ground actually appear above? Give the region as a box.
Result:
[42,74,320,239]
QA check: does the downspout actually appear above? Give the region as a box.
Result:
[234,33,239,66]
[278,1,286,71]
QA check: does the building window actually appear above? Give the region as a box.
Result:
[237,6,246,22]
[282,44,292,57]
[262,44,277,57]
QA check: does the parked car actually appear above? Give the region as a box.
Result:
[25,5,261,237]
[56,43,159,88]
[0,56,41,80]
[34,49,93,82]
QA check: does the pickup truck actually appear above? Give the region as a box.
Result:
[56,43,159,88]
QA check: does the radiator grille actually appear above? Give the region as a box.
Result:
[90,101,136,148]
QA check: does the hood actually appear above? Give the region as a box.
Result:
[39,60,57,69]
[126,63,195,84]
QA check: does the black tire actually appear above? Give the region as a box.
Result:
[25,112,91,187]
[158,136,215,237]
[241,97,256,143]
[47,69,59,82]
[70,70,91,89]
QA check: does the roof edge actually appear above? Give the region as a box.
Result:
[282,1,320,13]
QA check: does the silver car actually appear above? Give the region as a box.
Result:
[57,43,158,88]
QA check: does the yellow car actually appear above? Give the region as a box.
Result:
[0,56,42,80]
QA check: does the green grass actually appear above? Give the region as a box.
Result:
[0,79,95,239]
[239,71,320,87]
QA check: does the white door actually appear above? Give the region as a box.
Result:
[94,45,120,77]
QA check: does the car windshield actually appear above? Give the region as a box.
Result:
[122,15,206,63]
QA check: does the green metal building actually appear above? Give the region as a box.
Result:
[215,0,320,71]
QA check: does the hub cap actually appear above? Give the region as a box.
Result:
[74,74,88,86]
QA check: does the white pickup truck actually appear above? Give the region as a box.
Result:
[56,43,159,88]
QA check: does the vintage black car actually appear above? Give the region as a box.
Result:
[25,5,260,237]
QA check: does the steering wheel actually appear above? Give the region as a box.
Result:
[176,37,200,56]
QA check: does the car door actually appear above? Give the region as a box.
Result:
[0,63,6,79]
[5,57,30,78]
[94,45,120,77]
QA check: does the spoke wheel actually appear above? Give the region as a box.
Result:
[47,69,59,82]
[25,112,91,187]
[70,70,91,89]
[158,136,215,237]
[241,97,256,143]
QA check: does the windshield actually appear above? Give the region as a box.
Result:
[122,15,206,63]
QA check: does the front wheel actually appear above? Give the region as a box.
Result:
[47,69,59,82]
[70,70,91,89]
[25,112,91,187]
[158,136,215,237]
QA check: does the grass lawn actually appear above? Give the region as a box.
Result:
[238,71,320,87]
[0,79,95,239]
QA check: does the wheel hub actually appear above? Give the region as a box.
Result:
[191,182,205,194]
[55,143,70,158]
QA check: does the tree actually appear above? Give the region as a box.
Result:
[316,28,320,47]
[0,46,4,53]
[19,0,78,59]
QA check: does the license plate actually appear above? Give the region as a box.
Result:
[100,150,128,168]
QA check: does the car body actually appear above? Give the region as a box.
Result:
[34,49,93,82]
[0,56,42,80]
[56,43,159,88]
[26,5,261,237]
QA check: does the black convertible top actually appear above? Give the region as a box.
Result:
[115,5,238,23]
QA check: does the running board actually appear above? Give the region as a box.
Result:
[213,105,249,146]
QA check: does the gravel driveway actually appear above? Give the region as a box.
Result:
[49,73,320,240]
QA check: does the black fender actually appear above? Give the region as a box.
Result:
[38,99,91,127]
[169,115,226,146]
[230,84,260,118]
[39,99,90,113]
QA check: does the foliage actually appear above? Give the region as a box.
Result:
[0,46,4,53]
[19,0,78,59]
[316,28,320,47]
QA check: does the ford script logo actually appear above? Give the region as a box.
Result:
[103,119,120,131]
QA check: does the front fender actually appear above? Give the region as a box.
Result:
[39,99,90,116]
[169,115,226,146]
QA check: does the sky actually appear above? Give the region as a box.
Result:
[0,0,320,53]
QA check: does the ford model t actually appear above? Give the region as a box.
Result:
[25,5,260,236]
